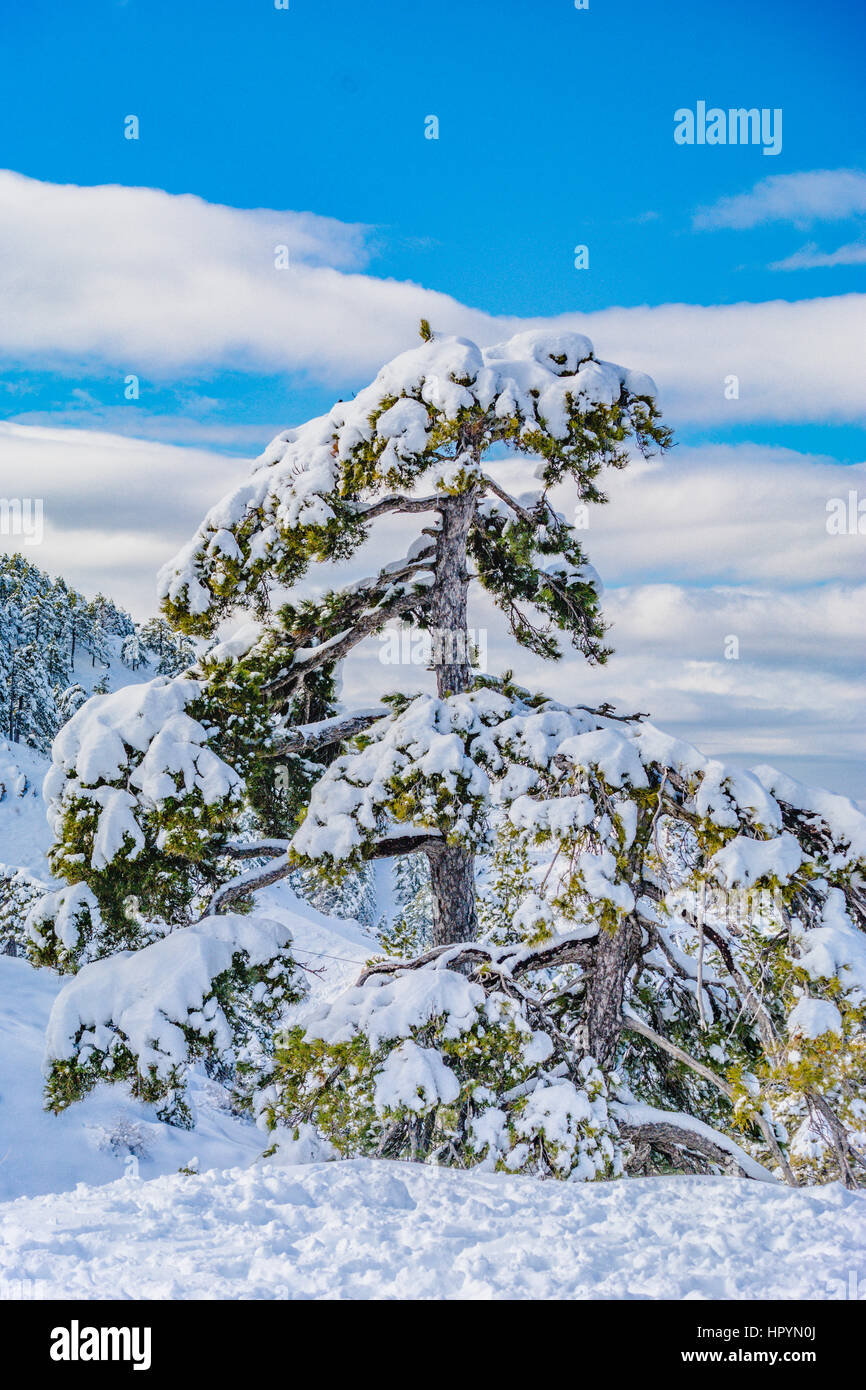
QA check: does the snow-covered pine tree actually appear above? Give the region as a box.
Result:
[119,633,147,671]
[154,325,669,942]
[379,853,432,957]
[0,555,136,751]
[0,863,47,957]
[56,683,88,722]
[35,327,866,1186]
[82,610,113,672]
[138,617,196,676]
[11,643,57,749]
[31,325,659,1126]
[292,859,378,931]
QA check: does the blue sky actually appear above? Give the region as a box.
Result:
[2,0,865,453]
[0,0,864,792]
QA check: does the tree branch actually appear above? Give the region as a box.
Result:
[223,839,290,859]
[265,587,431,696]
[574,701,650,724]
[480,474,551,526]
[356,931,595,987]
[356,942,495,986]
[623,1010,736,1100]
[614,1113,774,1182]
[365,832,445,860]
[508,934,597,976]
[623,1007,797,1185]
[264,708,388,760]
[206,854,292,913]
[356,494,443,522]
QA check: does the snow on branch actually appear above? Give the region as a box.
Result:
[158,328,665,634]
[44,912,303,1122]
[43,675,242,881]
[611,1101,777,1182]
[264,708,389,759]
[206,853,293,913]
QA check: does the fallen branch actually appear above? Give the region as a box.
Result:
[615,1114,772,1181]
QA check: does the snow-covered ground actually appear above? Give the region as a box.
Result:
[2,1159,865,1300]
[2,930,865,1299]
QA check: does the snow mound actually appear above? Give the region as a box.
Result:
[1,1158,863,1300]
[0,955,266,1201]
[0,739,53,877]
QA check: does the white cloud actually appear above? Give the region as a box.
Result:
[770,240,866,271]
[566,446,866,587]
[2,171,866,426]
[343,579,866,795]
[2,420,862,793]
[0,169,493,380]
[693,169,866,230]
[0,421,242,614]
[8,408,285,451]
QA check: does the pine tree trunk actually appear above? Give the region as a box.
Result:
[429,490,475,697]
[428,843,477,946]
[586,917,639,1067]
[426,487,478,946]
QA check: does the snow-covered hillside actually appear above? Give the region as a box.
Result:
[0,890,375,1201]
[0,738,52,877]
[2,1158,864,1300]
[0,552,190,759]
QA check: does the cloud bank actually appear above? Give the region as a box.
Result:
[2,171,865,427]
[4,420,860,790]
[693,169,866,230]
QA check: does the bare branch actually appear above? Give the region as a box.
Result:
[365,832,445,860]
[480,474,545,525]
[357,494,443,522]
[223,839,290,859]
[571,702,650,724]
[206,854,292,914]
[266,587,430,696]
[264,708,388,760]
[623,1008,797,1185]
[356,931,595,987]
[508,934,596,976]
[356,942,495,986]
[623,1010,736,1100]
